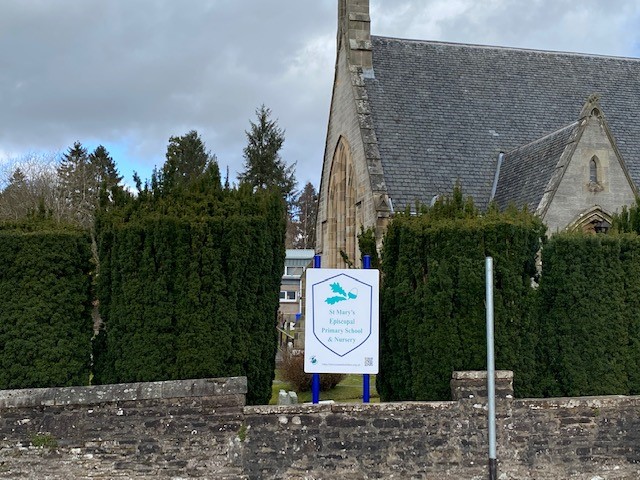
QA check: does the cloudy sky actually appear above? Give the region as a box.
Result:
[1,0,639,190]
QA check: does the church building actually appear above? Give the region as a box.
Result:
[316,0,640,267]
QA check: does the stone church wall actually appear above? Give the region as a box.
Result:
[0,374,638,479]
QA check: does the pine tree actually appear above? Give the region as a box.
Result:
[0,169,29,220]
[57,143,124,229]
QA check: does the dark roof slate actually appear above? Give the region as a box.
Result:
[493,122,579,211]
[365,36,640,210]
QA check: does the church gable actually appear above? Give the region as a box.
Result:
[540,102,637,233]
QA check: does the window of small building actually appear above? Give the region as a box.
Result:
[279,290,297,302]
[284,266,304,277]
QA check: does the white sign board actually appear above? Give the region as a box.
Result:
[304,269,379,374]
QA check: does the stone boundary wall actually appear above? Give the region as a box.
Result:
[0,374,639,479]
[0,377,247,479]
[245,396,640,479]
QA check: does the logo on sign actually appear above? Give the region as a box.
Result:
[325,282,358,305]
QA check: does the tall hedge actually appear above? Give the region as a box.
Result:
[0,221,93,389]
[622,236,640,395]
[537,233,640,396]
[93,183,286,405]
[377,195,545,401]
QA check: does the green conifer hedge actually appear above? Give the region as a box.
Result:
[537,233,640,396]
[376,193,545,401]
[93,183,286,405]
[0,222,93,389]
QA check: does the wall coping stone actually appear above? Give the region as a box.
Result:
[0,376,247,409]
[452,370,513,380]
[244,400,457,416]
[515,395,640,409]
[244,403,333,415]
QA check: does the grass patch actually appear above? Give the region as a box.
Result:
[270,372,379,405]
[30,433,57,449]
[237,422,248,442]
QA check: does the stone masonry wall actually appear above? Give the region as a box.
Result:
[0,377,247,479]
[243,371,640,479]
[0,373,639,479]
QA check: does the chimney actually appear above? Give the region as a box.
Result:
[338,0,372,70]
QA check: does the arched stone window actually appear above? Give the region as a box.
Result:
[327,138,358,268]
[590,157,598,183]
[587,155,604,192]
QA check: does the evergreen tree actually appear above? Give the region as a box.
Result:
[537,234,631,397]
[56,142,123,229]
[89,145,122,191]
[0,221,93,389]
[156,130,216,193]
[238,105,296,200]
[376,188,545,401]
[238,105,297,247]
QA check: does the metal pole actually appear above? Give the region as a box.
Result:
[362,254,371,403]
[486,257,497,480]
[312,255,321,405]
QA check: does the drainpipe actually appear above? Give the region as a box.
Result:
[489,153,504,203]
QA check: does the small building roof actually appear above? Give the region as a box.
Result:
[285,249,316,260]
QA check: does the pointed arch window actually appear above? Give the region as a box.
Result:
[587,155,604,192]
[327,138,358,268]
[590,156,598,183]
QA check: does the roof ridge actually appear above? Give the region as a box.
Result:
[371,35,640,62]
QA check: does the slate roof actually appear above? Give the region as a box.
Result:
[493,122,580,211]
[364,36,640,210]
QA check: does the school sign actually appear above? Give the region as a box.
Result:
[304,269,379,374]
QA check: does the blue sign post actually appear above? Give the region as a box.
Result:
[362,254,371,403]
[312,255,322,405]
